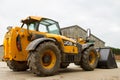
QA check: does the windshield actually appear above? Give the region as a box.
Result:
[39,19,61,35]
[22,18,61,35]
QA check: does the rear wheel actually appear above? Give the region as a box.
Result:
[80,46,98,71]
[7,60,28,71]
[28,42,61,76]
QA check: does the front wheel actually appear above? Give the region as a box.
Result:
[27,42,61,76]
[80,46,98,71]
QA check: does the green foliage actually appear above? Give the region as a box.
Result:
[111,47,120,55]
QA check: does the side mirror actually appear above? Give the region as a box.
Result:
[87,28,91,38]
[86,28,91,41]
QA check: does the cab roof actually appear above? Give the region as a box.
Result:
[21,16,43,23]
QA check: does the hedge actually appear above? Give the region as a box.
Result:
[111,47,120,55]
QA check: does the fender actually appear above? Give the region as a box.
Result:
[82,43,94,50]
[26,38,55,51]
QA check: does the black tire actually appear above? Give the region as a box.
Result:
[80,46,98,71]
[7,60,28,71]
[60,63,69,68]
[27,42,61,76]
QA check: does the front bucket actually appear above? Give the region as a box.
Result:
[96,47,118,69]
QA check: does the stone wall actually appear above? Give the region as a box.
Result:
[61,25,105,48]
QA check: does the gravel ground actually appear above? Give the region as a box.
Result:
[0,62,120,80]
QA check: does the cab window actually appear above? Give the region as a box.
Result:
[28,22,39,30]
[48,24,60,34]
[38,24,48,32]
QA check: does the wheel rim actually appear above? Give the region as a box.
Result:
[41,49,56,69]
[89,51,96,65]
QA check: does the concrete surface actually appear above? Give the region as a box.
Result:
[0,62,120,80]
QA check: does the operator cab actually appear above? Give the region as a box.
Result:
[21,16,62,35]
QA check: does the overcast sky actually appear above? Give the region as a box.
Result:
[0,0,120,48]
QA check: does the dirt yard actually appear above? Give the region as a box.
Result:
[0,62,120,80]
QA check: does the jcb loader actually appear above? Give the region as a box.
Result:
[3,16,98,76]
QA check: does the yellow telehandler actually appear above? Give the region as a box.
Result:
[3,16,98,76]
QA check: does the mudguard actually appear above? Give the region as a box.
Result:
[82,43,94,50]
[26,38,55,51]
